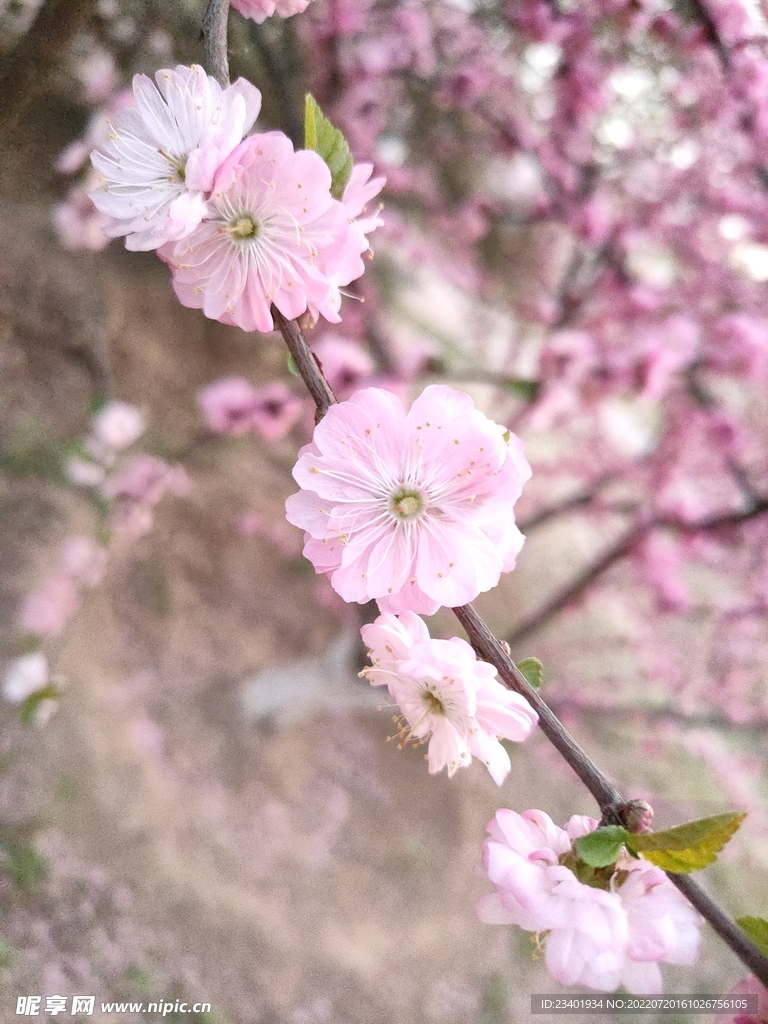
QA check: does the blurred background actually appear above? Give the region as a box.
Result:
[1,0,768,1020]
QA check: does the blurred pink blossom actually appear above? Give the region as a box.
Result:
[18,575,80,637]
[199,377,261,436]
[91,401,145,450]
[60,536,108,589]
[716,975,768,1023]
[230,0,314,22]
[312,335,375,398]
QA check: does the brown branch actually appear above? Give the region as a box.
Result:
[454,603,624,811]
[202,0,231,88]
[517,475,614,534]
[506,524,647,645]
[197,21,768,991]
[0,0,96,133]
[271,308,337,421]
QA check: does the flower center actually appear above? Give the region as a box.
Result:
[389,485,427,521]
[421,688,446,717]
[230,214,259,240]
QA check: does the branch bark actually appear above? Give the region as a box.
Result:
[200,9,768,988]
[202,0,231,88]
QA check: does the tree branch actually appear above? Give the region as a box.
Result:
[198,14,768,987]
[202,0,231,88]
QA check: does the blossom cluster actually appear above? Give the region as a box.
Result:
[198,377,303,439]
[478,809,702,994]
[65,400,188,540]
[88,65,384,333]
[360,611,537,783]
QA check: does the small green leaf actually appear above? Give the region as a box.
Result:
[517,657,543,690]
[287,353,299,377]
[0,839,47,893]
[19,685,60,727]
[86,396,109,417]
[507,378,541,401]
[573,826,629,868]
[736,916,768,957]
[304,94,353,199]
[627,811,747,873]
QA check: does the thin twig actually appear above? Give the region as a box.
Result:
[506,524,647,645]
[454,603,624,812]
[202,0,231,88]
[271,308,337,421]
[199,9,768,987]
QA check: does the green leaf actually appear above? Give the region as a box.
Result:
[627,811,747,873]
[287,353,299,377]
[736,916,768,957]
[304,94,353,200]
[573,826,629,868]
[0,838,47,893]
[507,378,541,402]
[19,685,60,727]
[517,657,543,690]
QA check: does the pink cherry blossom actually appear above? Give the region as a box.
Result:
[478,809,702,994]
[90,65,261,250]
[285,385,531,614]
[91,400,145,450]
[200,377,305,439]
[160,132,348,332]
[199,377,262,436]
[310,163,386,323]
[361,612,537,782]
[52,181,112,251]
[716,975,768,1024]
[230,0,314,23]
[59,536,109,589]
[2,653,49,705]
[102,455,189,505]
[18,575,80,638]
[312,334,375,397]
[249,383,304,439]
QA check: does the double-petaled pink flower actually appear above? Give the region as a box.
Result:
[478,809,702,994]
[285,385,531,614]
[90,65,261,250]
[161,132,349,332]
[361,611,537,782]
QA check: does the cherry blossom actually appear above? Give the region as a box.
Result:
[230,0,314,24]
[200,377,304,439]
[312,334,375,398]
[285,385,531,614]
[310,163,386,323]
[361,611,537,781]
[199,377,263,436]
[90,65,261,250]
[716,975,768,1024]
[160,132,349,332]
[478,809,702,993]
